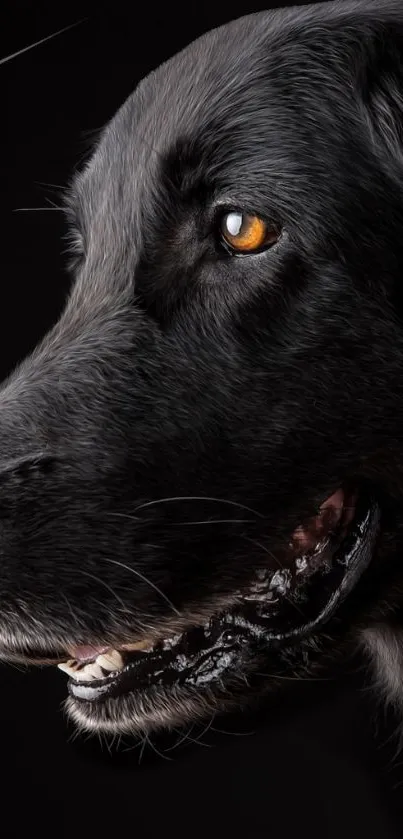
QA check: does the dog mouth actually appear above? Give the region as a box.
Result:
[45,485,380,705]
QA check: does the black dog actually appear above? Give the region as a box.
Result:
[2,0,403,738]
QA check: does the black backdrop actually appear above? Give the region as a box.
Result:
[1,2,403,837]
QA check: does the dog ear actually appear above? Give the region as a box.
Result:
[357,20,403,170]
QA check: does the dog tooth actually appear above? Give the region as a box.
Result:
[74,662,105,681]
[120,640,153,652]
[58,660,105,681]
[95,650,124,671]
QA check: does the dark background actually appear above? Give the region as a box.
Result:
[1,2,403,837]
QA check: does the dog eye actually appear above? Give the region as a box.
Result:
[219,211,280,254]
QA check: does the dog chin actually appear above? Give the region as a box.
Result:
[64,684,224,737]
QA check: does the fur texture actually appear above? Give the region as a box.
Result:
[3,0,403,737]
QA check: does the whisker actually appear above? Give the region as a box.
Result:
[66,724,82,746]
[138,735,148,765]
[254,671,333,682]
[133,496,265,519]
[77,569,127,611]
[173,721,214,749]
[244,536,286,570]
[143,543,165,550]
[0,19,87,66]
[167,724,197,752]
[60,591,79,626]
[34,181,65,191]
[189,714,216,746]
[210,726,255,737]
[105,511,141,523]
[98,557,181,617]
[3,660,26,675]
[13,207,64,212]
[102,732,113,757]
[175,518,255,526]
[145,734,173,761]
[121,737,145,754]
[44,197,63,209]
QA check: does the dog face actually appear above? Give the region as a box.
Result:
[2,0,403,737]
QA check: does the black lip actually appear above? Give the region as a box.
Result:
[68,495,381,704]
[264,496,381,644]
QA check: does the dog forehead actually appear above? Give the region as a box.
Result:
[71,1,375,229]
[67,0,391,279]
[71,12,322,256]
[74,12,273,208]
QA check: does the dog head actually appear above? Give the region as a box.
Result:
[2,0,403,736]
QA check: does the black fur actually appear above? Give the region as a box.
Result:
[3,0,403,736]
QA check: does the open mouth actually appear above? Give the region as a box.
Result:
[50,485,380,705]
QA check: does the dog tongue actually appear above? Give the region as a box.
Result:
[66,645,110,663]
[291,487,346,552]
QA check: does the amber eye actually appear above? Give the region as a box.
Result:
[220,211,279,254]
